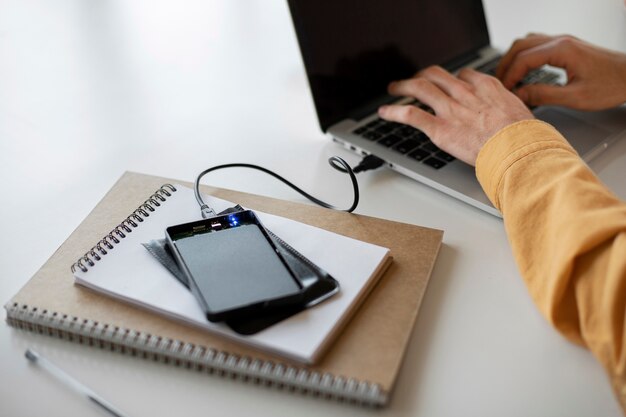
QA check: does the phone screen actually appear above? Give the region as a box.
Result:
[171,221,301,315]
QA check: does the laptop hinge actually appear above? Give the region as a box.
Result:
[443,50,482,72]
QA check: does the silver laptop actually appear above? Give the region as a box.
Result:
[287,0,626,216]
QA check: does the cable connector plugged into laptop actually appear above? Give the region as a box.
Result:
[353,154,385,173]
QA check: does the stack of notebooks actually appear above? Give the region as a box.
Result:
[5,171,443,406]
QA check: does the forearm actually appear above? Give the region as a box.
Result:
[476,120,626,411]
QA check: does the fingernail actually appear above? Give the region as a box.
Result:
[378,105,388,115]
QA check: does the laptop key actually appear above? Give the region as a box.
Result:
[363,131,383,141]
[421,142,440,153]
[378,134,402,147]
[435,150,455,162]
[423,157,447,169]
[408,148,430,161]
[397,125,417,137]
[409,131,430,144]
[375,124,395,134]
[353,126,368,135]
[393,138,420,154]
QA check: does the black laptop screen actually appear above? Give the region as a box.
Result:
[287,0,490,131]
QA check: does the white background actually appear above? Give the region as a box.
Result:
[1,0,625,416]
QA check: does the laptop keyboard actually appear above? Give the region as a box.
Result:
[351,57,561,170]
[475,56,561,86]
[353,117,455,169]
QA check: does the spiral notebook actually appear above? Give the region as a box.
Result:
[72,182,391,364]
[5,171,443,406]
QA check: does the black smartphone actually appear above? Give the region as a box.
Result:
[165,210,304,322]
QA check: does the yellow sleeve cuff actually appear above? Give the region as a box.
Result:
[475,119,577,211]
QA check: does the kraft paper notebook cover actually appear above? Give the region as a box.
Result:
[5,171,443,406]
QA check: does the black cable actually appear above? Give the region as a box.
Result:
[194,156,363,217]
[352,154,385,173]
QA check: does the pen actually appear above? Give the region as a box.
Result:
[24,349,128,417]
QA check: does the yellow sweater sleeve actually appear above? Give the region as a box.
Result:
[475,119,626,412]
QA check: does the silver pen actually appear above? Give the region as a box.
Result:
[25,349,128,417]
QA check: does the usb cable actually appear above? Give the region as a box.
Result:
[194,154,385,218]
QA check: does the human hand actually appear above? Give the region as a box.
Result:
[497,34,626,111]
[378,66,534,166]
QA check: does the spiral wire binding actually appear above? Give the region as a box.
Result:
[71,184,177,273]
[5,302,386,406]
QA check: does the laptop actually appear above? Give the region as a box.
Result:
[287,0,626,216]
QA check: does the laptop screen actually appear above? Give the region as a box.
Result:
[287,0,490,131]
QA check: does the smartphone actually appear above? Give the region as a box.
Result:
[165,210,304,322]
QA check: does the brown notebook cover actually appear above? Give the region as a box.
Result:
[4,171,443,406]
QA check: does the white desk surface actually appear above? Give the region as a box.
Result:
[1,1,625,416]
